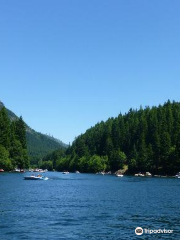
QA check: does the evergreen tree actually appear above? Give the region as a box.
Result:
[0,107,10,149]
[15,116,27,149]
[0,145,12,170]
[0,108,29,170]
[43,100,180,175]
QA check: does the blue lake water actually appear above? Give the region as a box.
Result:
[0,172,180,240]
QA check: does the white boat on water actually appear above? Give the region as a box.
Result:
[62,171,69,174]
[116,174,123,177]
[134,173,145,177]
[24,175,48,180]
[33,168,47,173]
[175,172,180,178]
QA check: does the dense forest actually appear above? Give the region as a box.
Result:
[43,100,180,175]
[0,101,67,166]
[0,107,29,170]
[26,129,66,165]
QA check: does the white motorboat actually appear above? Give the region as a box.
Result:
[24,175,48,180]
[135,173,145,177]
[138,173,145,176]
[62,171,69,174]
[175,172,180,178]
[116,174,123,177]
[145,172,152,176]
[33,168,46,173]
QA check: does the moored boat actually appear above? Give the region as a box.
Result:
[0,169,4,172]
[145,172,152,177]
[134,172,145,177]
[175,172,180,178]
[33,168,47,173]
[116,174,123,177]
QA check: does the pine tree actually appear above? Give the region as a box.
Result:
[44,100,180,175]
[15,116,27,149]
[0,107,10,149]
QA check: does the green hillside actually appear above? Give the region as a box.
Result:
[44,100,180,175]
[0,101,67,165]
[26,128,66,165]
[0,107,28,170]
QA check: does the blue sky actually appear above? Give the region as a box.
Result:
[0,0,180,144]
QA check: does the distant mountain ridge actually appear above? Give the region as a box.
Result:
[0,101,67,165]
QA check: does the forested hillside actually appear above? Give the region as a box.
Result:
[43,100,180,175]
[27,129,66,165]
[0,107,29,170]
[0,101,67,165]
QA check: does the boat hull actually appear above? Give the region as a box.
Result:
[24,176,43,180]
[24,175,49,180]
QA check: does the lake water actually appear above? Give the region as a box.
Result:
[0,172,180,240]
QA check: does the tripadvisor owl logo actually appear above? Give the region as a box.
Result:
[135,227,143,235]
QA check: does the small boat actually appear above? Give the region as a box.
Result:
[138,173,145,177]
[116,174,123,177]
[175,172,180,178]
[0,169,4,172]
[145,172,152,177]
[24,175,48,180]
[135,172,145,177]
[33,168,47,173]
[62,171,69,174]
[75,171,80,173]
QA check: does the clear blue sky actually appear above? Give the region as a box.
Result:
[0,0,180,144]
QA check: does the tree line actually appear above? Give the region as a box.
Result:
[0,107,29,170]
[26,129,65,166]
[42,100,180,175]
